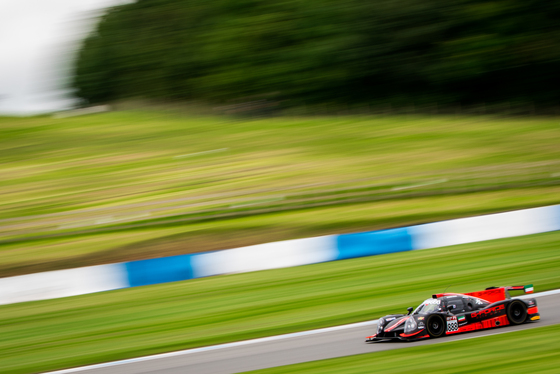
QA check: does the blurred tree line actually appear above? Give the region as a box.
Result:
[74,0,560,109]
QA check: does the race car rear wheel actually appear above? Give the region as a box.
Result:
[507,300,527,325]
[426,315,445,338]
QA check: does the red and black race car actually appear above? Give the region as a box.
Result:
[366,285,539,342]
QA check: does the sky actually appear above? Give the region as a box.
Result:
[0,0,133,115]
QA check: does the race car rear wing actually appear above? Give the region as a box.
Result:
[506,284,534,294]
[434,284,534,303]
[465,284,534,302]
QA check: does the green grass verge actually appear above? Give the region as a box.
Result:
[1,112,560,275]
[248,324,560,374]
[2,186,559,277]
[8,112,559,219]
[1,230,559,374]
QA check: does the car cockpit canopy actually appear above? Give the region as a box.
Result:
[414,295,490,315]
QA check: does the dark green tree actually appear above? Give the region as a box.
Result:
[73,0,560,107]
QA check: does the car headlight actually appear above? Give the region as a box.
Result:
[377,318,385,334]
[404,317,417,333]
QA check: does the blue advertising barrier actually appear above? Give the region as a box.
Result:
[335,227,413,260]
[125,254,195,287]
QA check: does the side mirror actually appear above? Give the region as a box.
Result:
[407,307,413,315]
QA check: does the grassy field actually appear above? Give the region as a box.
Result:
[249,324,560,374]
[2,187,560,277]
[1,230,559,374]
[1,112,560,276]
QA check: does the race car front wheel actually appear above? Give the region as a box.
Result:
[507,300,527,325]
[426,315,445,338]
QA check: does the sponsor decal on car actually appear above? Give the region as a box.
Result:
[471,304,505,319]
[485,289,503,296]
[418,317,424,320]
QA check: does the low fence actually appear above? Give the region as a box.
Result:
[1,204,559,305]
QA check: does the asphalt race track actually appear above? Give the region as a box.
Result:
[49,292,560,374]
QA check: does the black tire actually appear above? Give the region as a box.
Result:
[426,315,446,338]
[507,300,527,325]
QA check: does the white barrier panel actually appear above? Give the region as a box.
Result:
[191,236,338,278]
[0,264,128,305]
[410,205,560,250]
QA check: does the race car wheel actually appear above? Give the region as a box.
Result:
[426,315,445,338]
[507,300,527,325]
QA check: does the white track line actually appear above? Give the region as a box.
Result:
[43,289,560,374]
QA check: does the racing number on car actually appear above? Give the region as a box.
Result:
[446,316,459,332]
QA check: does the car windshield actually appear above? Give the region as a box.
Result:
[413,298,444,314]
